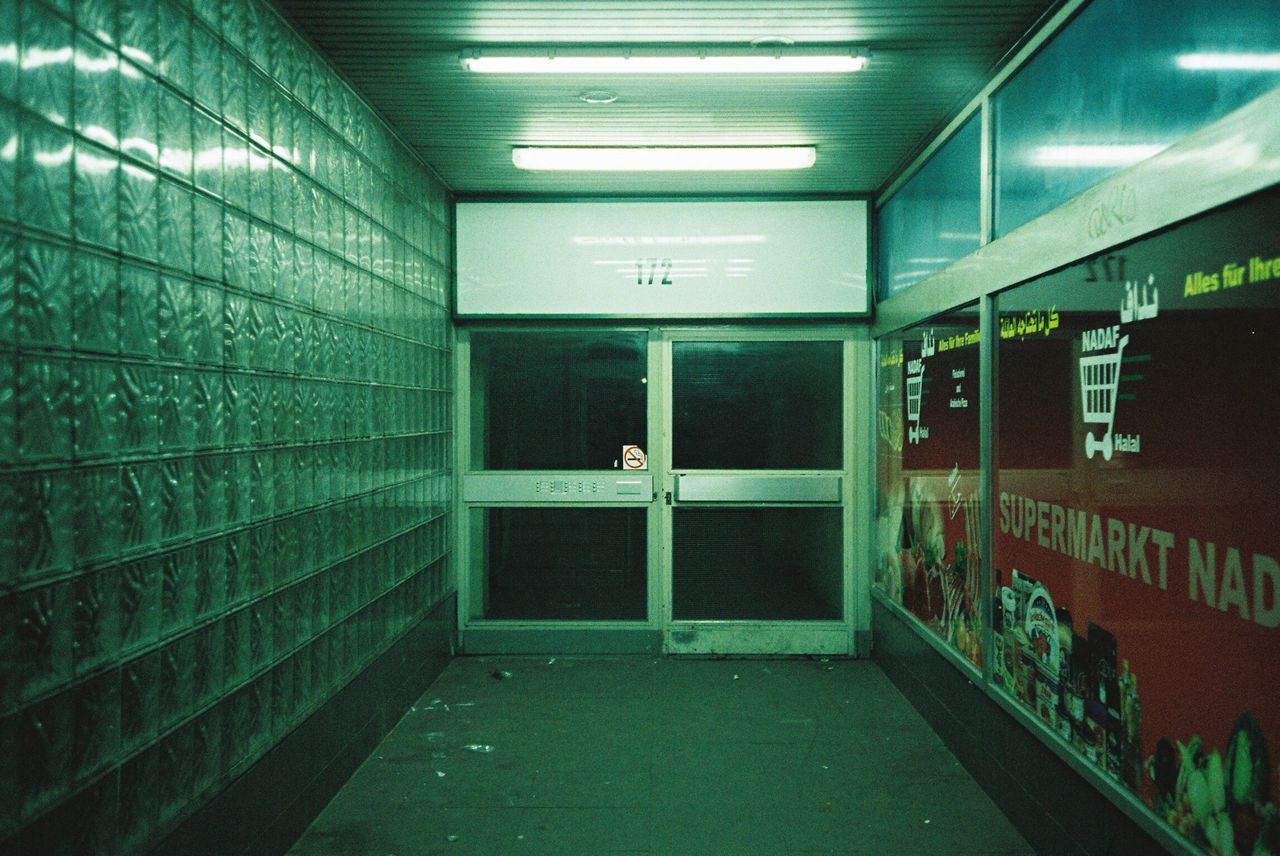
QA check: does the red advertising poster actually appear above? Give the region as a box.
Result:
[995,188,1280,855]
[877,311,984,666]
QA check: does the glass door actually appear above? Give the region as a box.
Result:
[661,330,854,654]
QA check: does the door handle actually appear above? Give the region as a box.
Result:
[664,491,672,505]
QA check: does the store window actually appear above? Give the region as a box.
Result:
[875,307,983,667]
[993,188,1280,853]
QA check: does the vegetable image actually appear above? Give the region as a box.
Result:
[1227,711,1272,810]
[1189,768,1213,827]
[1253,811,1279,856]
[1211,750,1228,814]
[1153,737,1178,801]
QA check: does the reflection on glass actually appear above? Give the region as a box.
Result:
[993,189,1280,854]
[877,116,982,299]
[994,0,1280,235]
[875,308,983,667]
[673,507,841,620]
[479,508,646,620]
[672,341,841,470]
[471,331,647,470]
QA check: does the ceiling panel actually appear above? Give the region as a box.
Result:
[275,0,1062,195]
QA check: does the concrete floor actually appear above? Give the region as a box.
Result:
[288,656,1033,855]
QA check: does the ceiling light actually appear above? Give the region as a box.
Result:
[1176,52,1280,71]
[578,89,619,104]
[512,146,817,171]
[1031,144,1168,168]
[462,47,868,74]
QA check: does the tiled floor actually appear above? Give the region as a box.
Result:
[288,656,1032,855]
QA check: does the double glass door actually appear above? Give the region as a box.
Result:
[460,327,855,654]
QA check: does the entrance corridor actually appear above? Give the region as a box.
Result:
[288,657,1031,855]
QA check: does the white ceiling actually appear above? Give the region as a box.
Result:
[275,1,1063,196]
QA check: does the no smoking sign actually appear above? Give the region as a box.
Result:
[622,445,647,470]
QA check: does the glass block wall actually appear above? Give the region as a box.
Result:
[0,0,454,851]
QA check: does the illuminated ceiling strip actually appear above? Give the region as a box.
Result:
[1176,52,1280,71]
[462,49,868,74]
[1031,144,1168,168]
[513,146,816,171]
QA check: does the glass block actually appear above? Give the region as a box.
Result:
[224,451,250,525]
[222,606,250,690]
[244,673,271,755]
[157,635,194,729]
[222,211,250,290]
[72,249,119,353]
[156,0,193,94]
[0,0,13,104]
[119,651,160,753]
[293,240,316,307]
[269,657,293,731]
[118,263,159,357]
[116,362,159,453]
[248,599,272,672]
[119,0,158,73]
[220,0,247,52]
[75,0,117,45]
[0,229,12,349]
[246,69,271,149]
[190,23,221,114]
[17,355,73,462]
[220,51,247,135]
[248,221,272,296]
[269,446,292,516]
[159,455,195,541]
[248,521,274,596]
[192,451,226,531]
[19,4,72,128]
[19,755,118,855]
[247,372,268,443]
[72,359,123,458]
[73,34,120,150]
[16,237,72,349]
[191,110,222,197]
[222,128,250,212]
[73,463,122,565]
[244,0,269,71]
[158,178,195,277]
[192,369,224,449]
[192,192,223,281]
[119,162,160,263]
[118,60,158,168]
[73,140,120,251]
[158,88,193,185]
[17,691,73,820]
[190,701,224,796]
[158,275,194,360]
[117,741,159,854]
[70,669,120,784]
[194,537,227,621]
[119,461,160,555]
[12,580,72,702]
[188,284,222,365]
[72,565,120,675]
[0,357,13,470]
[118,555,160,653]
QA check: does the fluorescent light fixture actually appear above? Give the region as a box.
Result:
[513,146,816,171]
[1031,144,1168,168]
[1176,52,1280,71]
[462,47,868,74]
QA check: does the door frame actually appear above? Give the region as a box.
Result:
[655,325,864,655]
[453,323,874,656]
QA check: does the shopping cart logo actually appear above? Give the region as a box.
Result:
[1079,325,1129,461]
[907,358,927,444]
